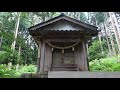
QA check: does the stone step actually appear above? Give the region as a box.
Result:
[48,71,120,78]
[51,68,78,71]
[51,64,77,68]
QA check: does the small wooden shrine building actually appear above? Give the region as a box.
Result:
[28,13,98,72]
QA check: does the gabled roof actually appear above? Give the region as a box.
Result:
[28,13,98,31]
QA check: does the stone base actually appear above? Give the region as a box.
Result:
[48,71,120,78]
[20,71,48,78]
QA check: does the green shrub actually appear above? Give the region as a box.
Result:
[89,56,120,72]
[88,40,107,61]
[0,64,16,78]
[0,46,18,64]
[112,64,120,71]
[0,64,37,78]
[15,65,37,77]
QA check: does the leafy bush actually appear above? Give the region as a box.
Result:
[89,56,120,71]
[0,64,17,78]
[0,46,18,64]
[15,65,37,77]
[88,40,107,61]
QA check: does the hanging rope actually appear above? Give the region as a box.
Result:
[45,40,80,49]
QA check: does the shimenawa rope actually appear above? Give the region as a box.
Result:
[45,41,80,49]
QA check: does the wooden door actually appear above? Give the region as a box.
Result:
[64,49,75,64]
[52,48,75,64]
[51,48,76,71]
[52,49,63,64]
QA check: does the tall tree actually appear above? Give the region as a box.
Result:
[107,20,117,56]
[109,12,120,53]
[103,12,112,56]
[103,22,112,56]
[11,12,21,51]
[112,12,120,39]
[93,12,105,55]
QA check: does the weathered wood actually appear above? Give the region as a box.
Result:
[80,43,85,71]
[43,43,53,71]
[51,68,78,71]
[47,45,52,71]
[46,38,81,42]
[52,64,77,68]
[39,40,45,72]
[51,64,78,71]
[37,41,88,72]
[74,43,87,71]
[52,49,63,64]
[44,44,48,71]
[82,42,88,71]
[37,42,41,72]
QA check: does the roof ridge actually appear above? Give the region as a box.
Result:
[28,13,97,31]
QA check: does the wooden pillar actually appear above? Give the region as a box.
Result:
[75,43,84,71]
[39,40,45,72]
[46,45,52,71]
[82,42,89,71]
[37,40,46,72]
[44,44,48,71]
[37,41,41,72]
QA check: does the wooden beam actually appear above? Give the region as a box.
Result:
[46,38,82,42]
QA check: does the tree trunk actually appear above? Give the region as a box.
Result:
[98,31,104,55]
[109,12,120,53]
[103,22,112,57]
[18,45,21,64]
[108,26,117,56]
[11,12,21,51]
[0,36,3,50]
[112,12,120,39]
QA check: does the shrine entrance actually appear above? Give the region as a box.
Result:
[52,48,75,65]
[50,42,78,71]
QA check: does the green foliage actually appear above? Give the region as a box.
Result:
[15,65,37,77]
[0,46,19,64]
[95,12,105,25]
[0,64,16,78]
[89,56,120,71]
[88,40,107,61]
[0,64,37,78]
[79,12,87,22]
